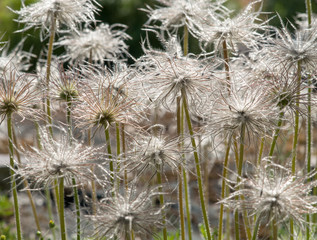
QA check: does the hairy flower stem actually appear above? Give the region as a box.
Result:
[7,113,22,240]
[59,177,67,240]
[272,217,278,240]
[269,110,284,157]
[182,90,211,240]
[257,137,265,166]
[46,14,57,137]
[156,170,167,240]
[12,126,42,235]
[235,124,252,240]
[183,25,189,56]
[116,123,121,191]
[182,27,193,240]
[72,178,81,240]
[105,128,114,188]
[35,123,56,239]
[218,139,231,240]
[66,101,80,240]
[181,103,193,240]
[292,60,302,174]
[306,0,313,233]
[251,217,261,240]
[222,40,231,90]
[121,124,128,191]
[177,97,185,240]
[290,60,302,240]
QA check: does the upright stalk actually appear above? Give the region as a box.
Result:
[59,177,67,240]
[156,170,167,240]
[12,125,41,235]
[183,25,189,56]
[181,103,193,240]
[182,90,211,240]
[306,0,313,233]
[177,97,185,240]
[121,124,128,190]
[218,139,231,240]
[7,113,22,240]
[116,122,121,191]
[234,124,251,240]
[222,40,231,90]
[105,127,114,187]
[290,60,302,240]
[46,14,57,137]
[269,110,284,157]
[66,100,80,240]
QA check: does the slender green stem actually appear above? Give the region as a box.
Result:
[180,101,193,240]
[272,217,278,240]
[105,127,114,187]
[116,122,121,191]
[46,14,56,137]
[121,124,128,191]
[269,110,284,157]
[182,90,211,240]
[292,60,302,174]
[306,0,312,26]
[59,177,67,240]
[183,25,189,56]
[222,40,231,91]
[290,60,302,240]
[251,217,261,240]
[257,137,265,166]
[225,186,230,240]
[46,188,56,240]
[306,0,313,233]
[72,178,81,240]
[218,139,231,240]
[7,113,22,240]
[12,125,42,234]
[36,123,56,239]
[177,97,185,240]
[156,170,167,240]
[66,100,80,240]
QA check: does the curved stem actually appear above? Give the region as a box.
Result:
[7,113,22,240]
[182,90,211,240]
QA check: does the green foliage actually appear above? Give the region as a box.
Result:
[199,223,218,240]
[0,195,13,218]
[154,230,180,240]
[0,222,16,240]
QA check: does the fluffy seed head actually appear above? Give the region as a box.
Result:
[0,68,42,123]
[11,0,100,40]
[13,126,107,189]
[221,159,317,228]
[58,23,131,64]
[86,183,167,239]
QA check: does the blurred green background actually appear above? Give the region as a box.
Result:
[0,0,316,64]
